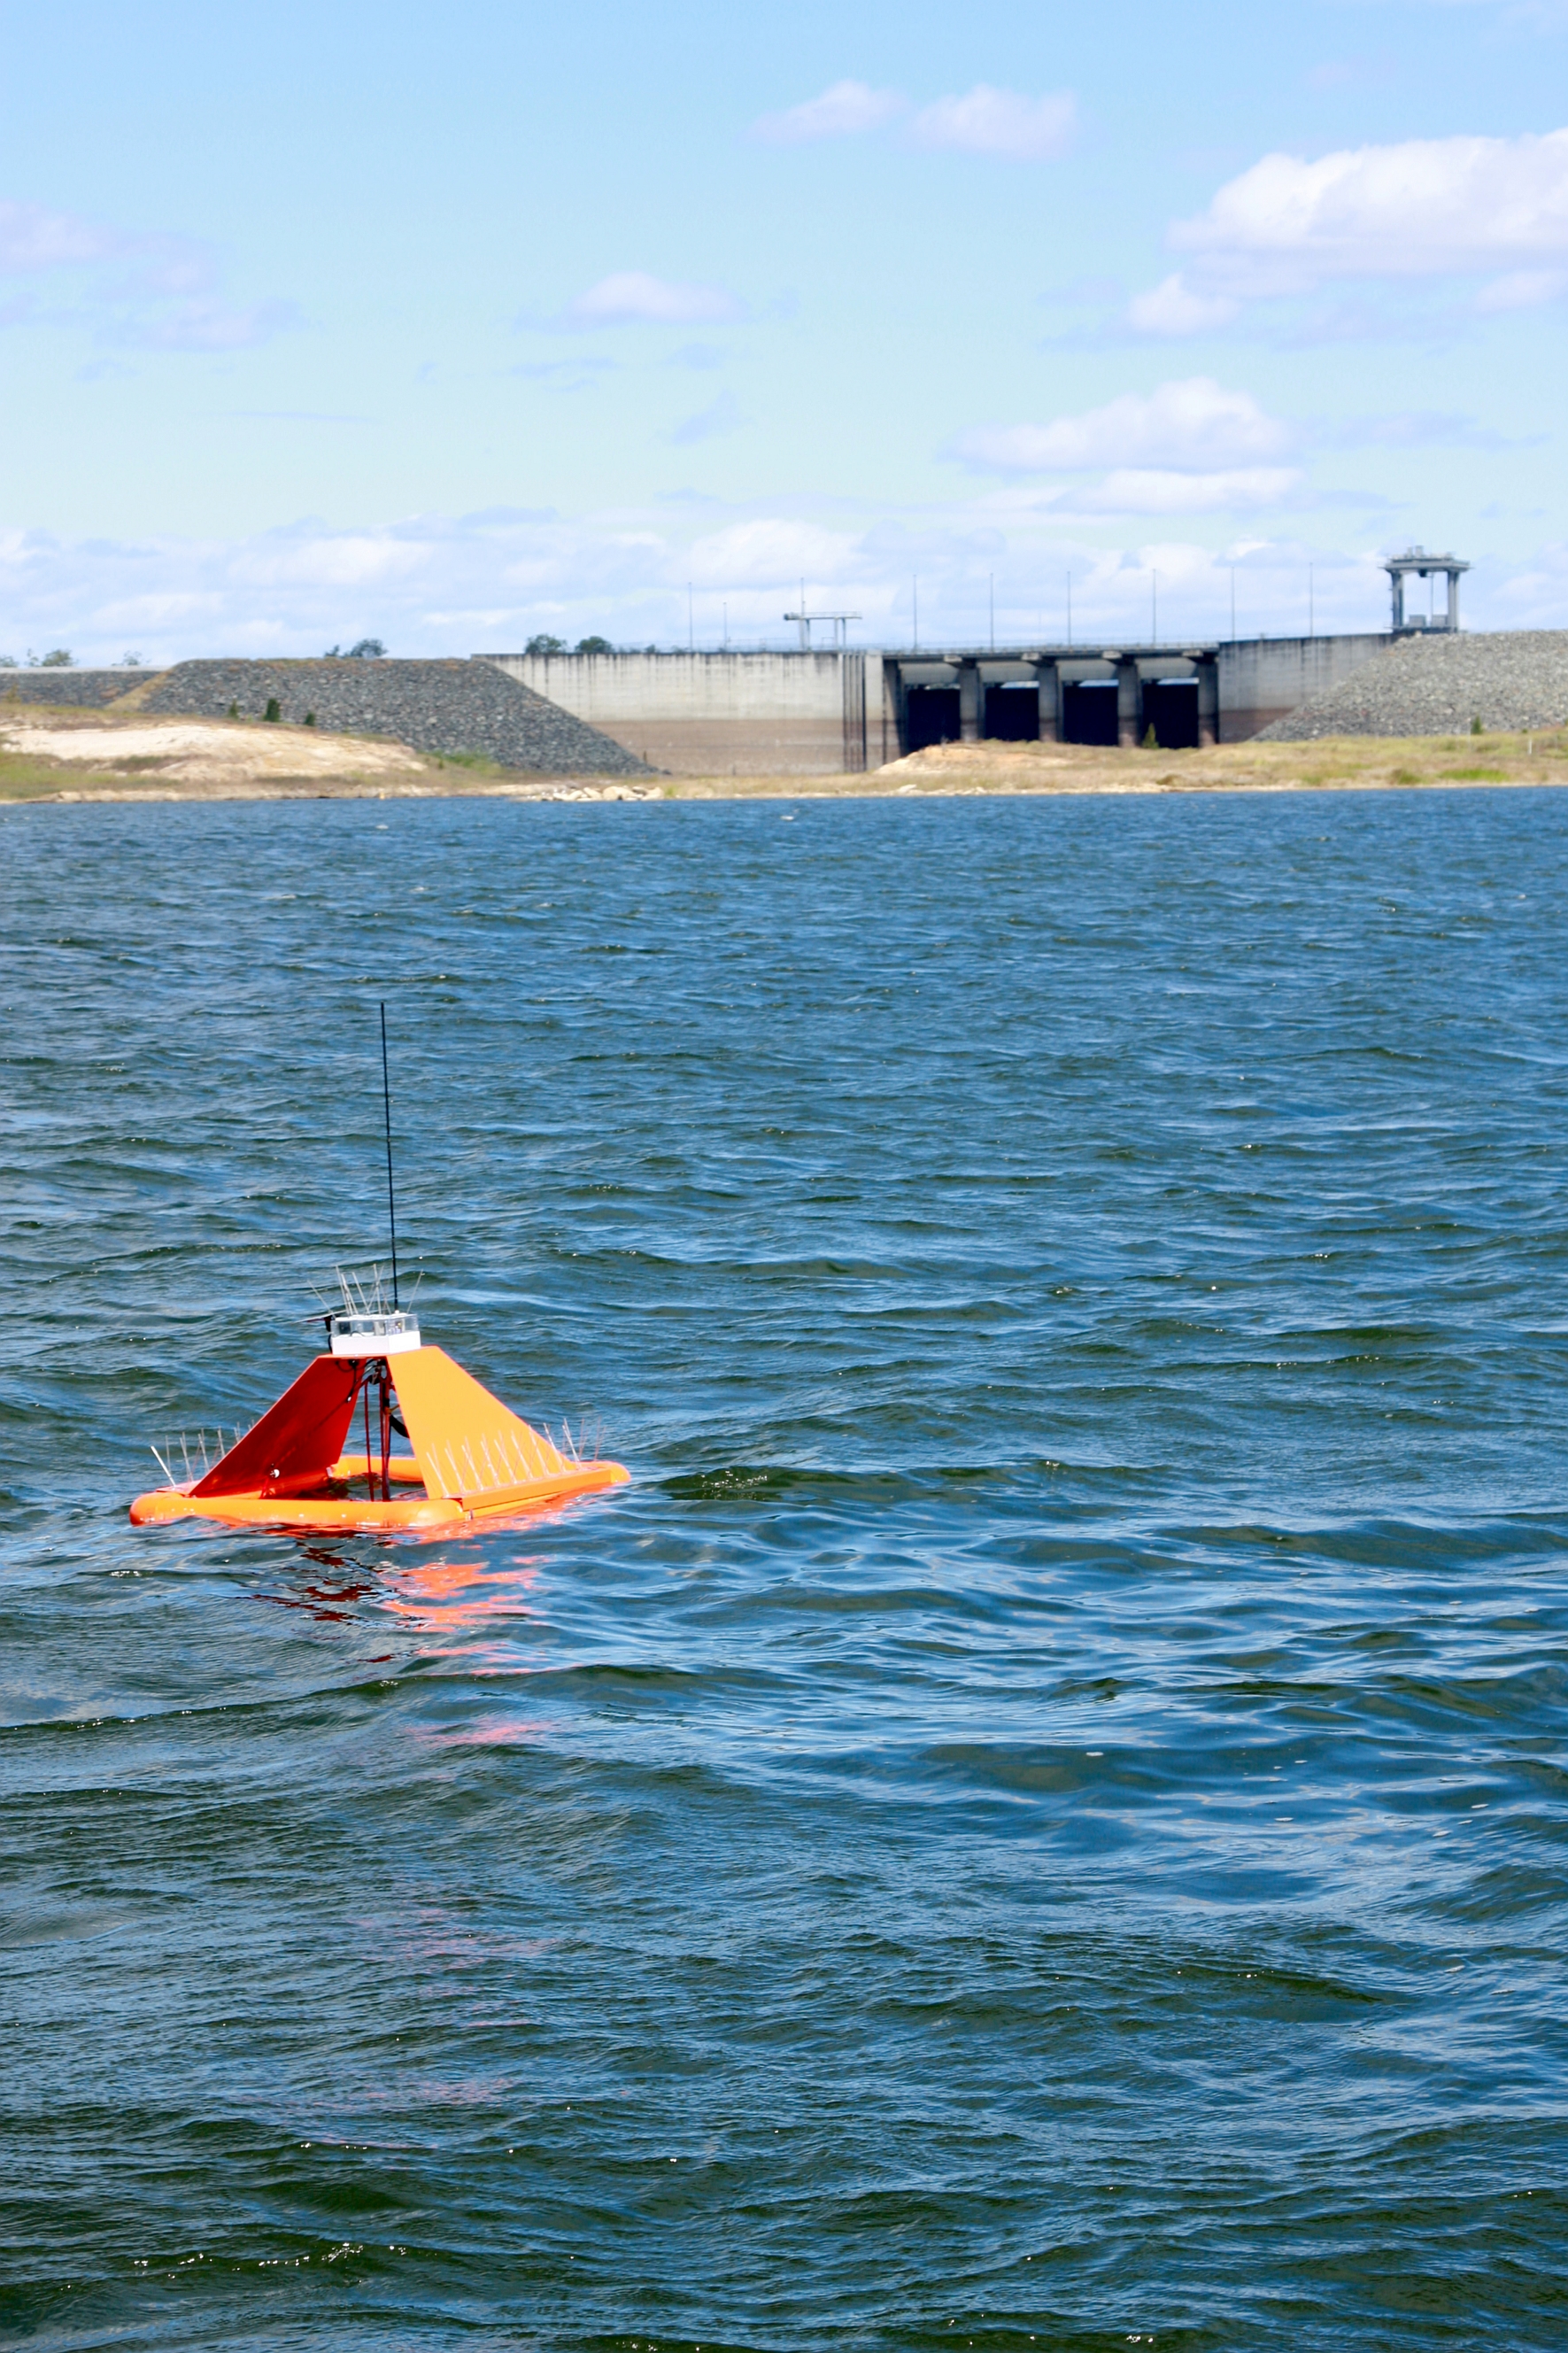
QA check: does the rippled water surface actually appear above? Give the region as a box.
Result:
[4,788,1568,2352]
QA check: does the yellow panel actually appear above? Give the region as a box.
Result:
[390,1345,572,1503]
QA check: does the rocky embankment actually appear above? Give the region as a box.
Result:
[0,669,149,708]
[2,655,653,774]
[1259,631,1568,740]
[139,658,653,776]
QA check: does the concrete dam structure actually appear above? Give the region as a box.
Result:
[484,634,1395,773]
[483,649,867,775]
[5,632,1409,775]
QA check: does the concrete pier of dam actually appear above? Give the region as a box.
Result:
[483,632,1395,773]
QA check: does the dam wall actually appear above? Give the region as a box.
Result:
[483,638,1395,770]
[0,637,1401,772]
[1217,634,1392,741]
[482,650,884,774]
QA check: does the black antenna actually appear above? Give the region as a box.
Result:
[379,1001,399,1307]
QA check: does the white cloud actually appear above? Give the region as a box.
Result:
[112,298,303,352]
[753,81,904,143]
[232,533,431,588]
[0,199,117,271]
[750,80,1076,159]
[1476,267,1567,310]
[91,591,220,630]
[499,526,665,594]
[1058,468,1301,514]
[954,378,1290,474]
[668,391,745,445]
[565,272,745,327]
[1126,274,1241,335]
[0,194,297,350]
[909,84,1076,160]
[686,518,865,587]
[1169,128,1568,290]
[514,356,615,389]
[1319,408,1514,448]
[1489,538,1568,626]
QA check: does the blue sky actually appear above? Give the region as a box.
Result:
[4,0,1568,660]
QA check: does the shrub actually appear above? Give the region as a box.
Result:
[526,632,568,656]
[38,648,73,668]
[304,710,316,727]
[1471,715,1485,734]
[264,698,282,724]
[575,635,613,655]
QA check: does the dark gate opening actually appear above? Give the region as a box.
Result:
[984,684,1040,741]
[906,685,961,751]
[1143,679,1200,750]
[1062,681,1119,747]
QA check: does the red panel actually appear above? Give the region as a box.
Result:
[191,1357,363,1498]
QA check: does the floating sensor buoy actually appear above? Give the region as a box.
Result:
[130,1276,627,1533]
[129,1006,629,1536]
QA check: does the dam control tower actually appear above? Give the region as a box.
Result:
[1385,547,1469,635]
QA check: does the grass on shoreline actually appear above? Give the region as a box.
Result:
[665,728,1568,800]
[3,701,1568,804]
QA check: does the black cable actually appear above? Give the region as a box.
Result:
[379,1001,399,1308]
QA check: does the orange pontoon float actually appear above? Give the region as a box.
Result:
[130,1296,629,1535]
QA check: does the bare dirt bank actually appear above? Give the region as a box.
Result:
[0,707,659,802]
[4,705,1567,804]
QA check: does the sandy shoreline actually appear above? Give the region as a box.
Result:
[4,706,1566,804]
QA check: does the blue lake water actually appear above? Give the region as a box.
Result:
[3,787,1567,2351]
